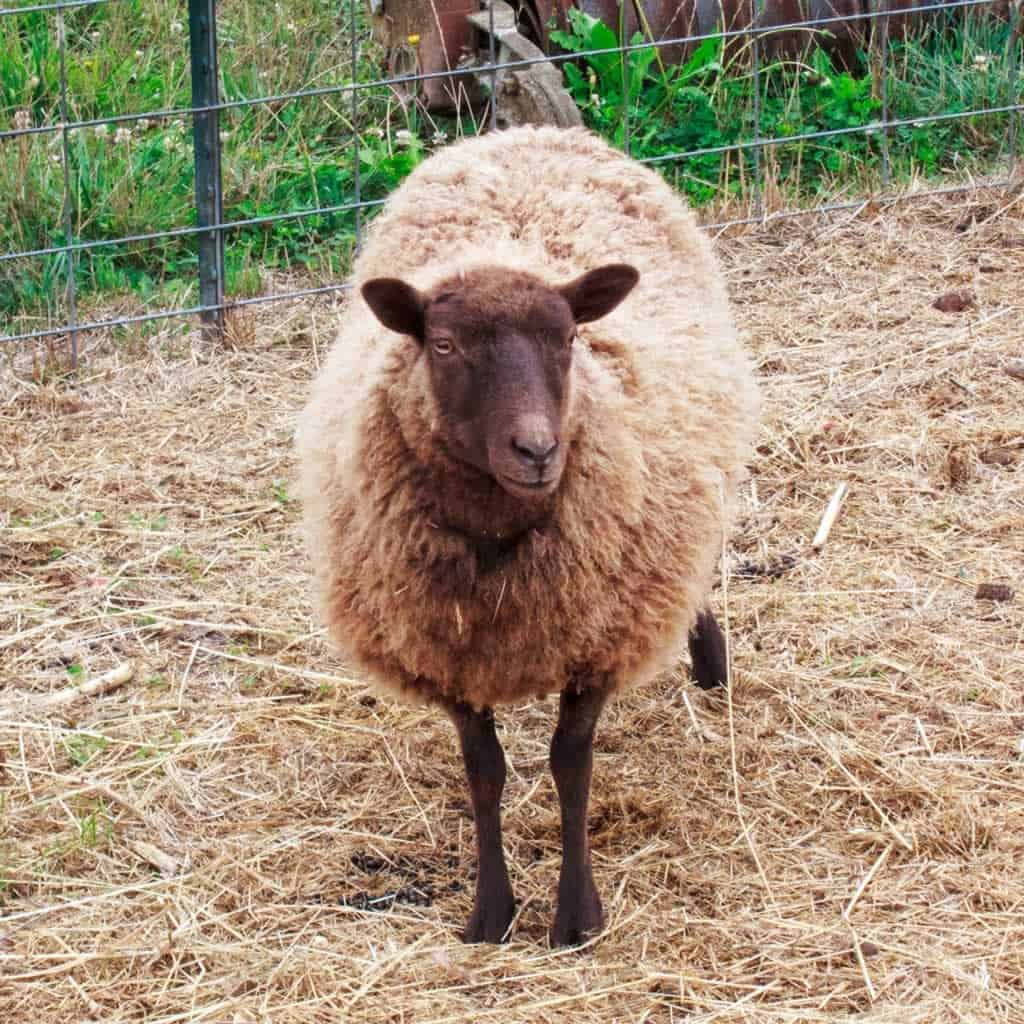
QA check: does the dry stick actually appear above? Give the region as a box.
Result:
[812,481,849,550]
[680,688,704,740]
[843,843,893,920]
[848,923,878,1003]
[719,479,777,909]
[382,735,436,847]
[181,641,359,687]
[128,839,183,877]
[0,662,134,715]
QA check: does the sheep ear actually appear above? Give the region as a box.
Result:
[559,264,639,324]
[361,277,425,340]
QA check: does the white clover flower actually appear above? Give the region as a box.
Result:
[138,117,150,130]
[171,19,183,33]
[431,130,448,144]
[135,49,144,58]
[29,75,40,89]
[14,109,31,132]
[93,122,111,137]
[394,129,414,147]
[114,127,132,145]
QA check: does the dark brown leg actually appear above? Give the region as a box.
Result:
[446,701,515,943]
[549,685,609,947]
[688,609,728,690]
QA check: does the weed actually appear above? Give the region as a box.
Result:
[63,732,108,767]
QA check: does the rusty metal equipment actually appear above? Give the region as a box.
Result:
[364,0,984,117]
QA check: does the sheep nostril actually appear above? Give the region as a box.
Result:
[511,437,558,468]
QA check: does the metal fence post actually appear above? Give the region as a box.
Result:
[189,0,225,340]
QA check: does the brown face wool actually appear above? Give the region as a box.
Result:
[295,126,761,712]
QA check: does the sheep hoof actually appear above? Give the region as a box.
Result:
[549,883,604,948]
[462,890,516,944]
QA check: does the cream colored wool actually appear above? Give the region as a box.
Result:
[296,126,761,710]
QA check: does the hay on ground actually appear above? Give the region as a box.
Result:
[1,189,1023,1023]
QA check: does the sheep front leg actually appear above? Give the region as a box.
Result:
[447,701,516,943]
[549,685,609,947]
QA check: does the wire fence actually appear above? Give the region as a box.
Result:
[1,0,1021,361]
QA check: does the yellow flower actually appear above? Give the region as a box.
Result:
[407,34,421,45]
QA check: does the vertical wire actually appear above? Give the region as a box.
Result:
[621,0,631,156]
[1009,0,1021,178]
[487,0,498,130]
[751,0,763,220]
[878,0,891,188]
[350,0,362,250]
[56,8,79,367]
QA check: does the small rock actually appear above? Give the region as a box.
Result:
[860,941,880,958]
[932,291,975,313]
[1004,361,1024,383]
[944,446,976,489]
[974,583,1014,603]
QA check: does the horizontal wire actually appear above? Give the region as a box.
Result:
[703,177,1016,229]
[0,0,114,16]
[1,198,387,264]
[1,282,354,345]
[640,102,1024,165]
[3,179,1015,347]
[0,0,998,143]
[4,99,1020,266]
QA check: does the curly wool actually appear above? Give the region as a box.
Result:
[296,126,760,710]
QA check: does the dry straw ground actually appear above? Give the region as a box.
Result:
[2,187,1023,1024]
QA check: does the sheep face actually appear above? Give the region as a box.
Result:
[361,263,638,502]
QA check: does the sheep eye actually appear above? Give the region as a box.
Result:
[432,338,454,356]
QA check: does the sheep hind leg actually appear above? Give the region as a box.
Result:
[446,701,516,943]
[688,609,729,690]
[549,684,609,947]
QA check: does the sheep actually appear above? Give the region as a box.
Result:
[295,125,760,947]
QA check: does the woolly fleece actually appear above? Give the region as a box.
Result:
[296,125,760,710]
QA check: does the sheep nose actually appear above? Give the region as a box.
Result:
[511,434,558,468]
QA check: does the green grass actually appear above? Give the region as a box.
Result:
[552,8,1022,204]
[1,0,1021,332]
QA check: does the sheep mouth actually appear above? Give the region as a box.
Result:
[496,473,561,500]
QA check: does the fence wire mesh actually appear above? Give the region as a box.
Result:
[1,0,1021,358]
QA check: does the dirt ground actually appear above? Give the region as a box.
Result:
[2,187,1023,1023]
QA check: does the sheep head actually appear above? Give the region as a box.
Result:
[361,264,638,501]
